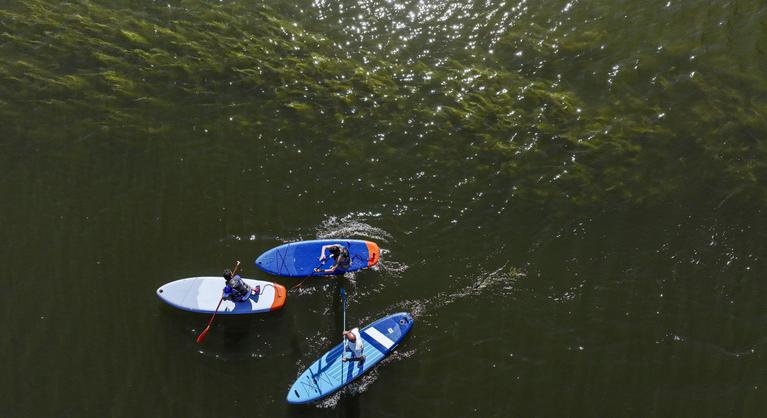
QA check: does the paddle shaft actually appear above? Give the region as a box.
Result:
[313,256,332,273]
[341,287,347,383]
[196,260,240,344]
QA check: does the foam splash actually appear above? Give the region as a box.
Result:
[220,233,282,242]
[376,247,409,278]
[316,390,343,408]
[315,213,393,243]
[312,215,407,298]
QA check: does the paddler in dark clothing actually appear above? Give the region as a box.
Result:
[222,269,258,302]
[314,243,351,273]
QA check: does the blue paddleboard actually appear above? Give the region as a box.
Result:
[255,239,380,278]
[287,312,414,404]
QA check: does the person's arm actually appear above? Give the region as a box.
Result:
[323,259,340,273]
[354,330,364,359]
[222,285,234,301]
[317,245,343,272]
[318,245,330,260]
[341,331,351,361]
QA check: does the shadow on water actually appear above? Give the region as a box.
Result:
[339,391,361,418]
[218,315,266,349]
[157,302,291,359]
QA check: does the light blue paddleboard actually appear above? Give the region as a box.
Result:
[287,312,413,404]
[255,239,380,278]
[156,277,287,314]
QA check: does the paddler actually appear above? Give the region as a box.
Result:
[341,328,365,362]
[314,243,351,273]
[222,269,258,302]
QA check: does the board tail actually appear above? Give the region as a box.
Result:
[270,284,287,310]
[365,241,380,267]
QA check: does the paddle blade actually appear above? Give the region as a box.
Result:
[196,326,211,344]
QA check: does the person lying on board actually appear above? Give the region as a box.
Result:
[222,269,259,302]
[341,328,365,362]
[314,243,351,273]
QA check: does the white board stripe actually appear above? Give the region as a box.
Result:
[364,327,395,349]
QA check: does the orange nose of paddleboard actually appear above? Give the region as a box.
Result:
[365,241,380,267]
[270,283,287,311]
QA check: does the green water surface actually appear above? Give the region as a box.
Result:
[1,0,766,416]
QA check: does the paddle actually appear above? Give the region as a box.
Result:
[195,260,240,344]
[340,287,347,383]
[289,258,331,291]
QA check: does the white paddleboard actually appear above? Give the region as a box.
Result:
[156,276,286,314]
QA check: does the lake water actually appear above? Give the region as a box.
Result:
[2,0,767,416]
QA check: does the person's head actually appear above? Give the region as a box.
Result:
[223,269,232,280]
[344,330,356,342]
[329,246,341,256]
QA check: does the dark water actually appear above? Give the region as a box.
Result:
[2,0,767,416]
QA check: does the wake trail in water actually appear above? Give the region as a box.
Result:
[310,262,524,408]
[392,263,525,325]
[375,247,408,278]
[286,217,523,408]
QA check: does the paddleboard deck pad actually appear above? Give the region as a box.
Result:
[255,239,380,277]
[156,277,286,314]
[287,312,413,404]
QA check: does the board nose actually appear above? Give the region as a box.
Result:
[397,313,413,330]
